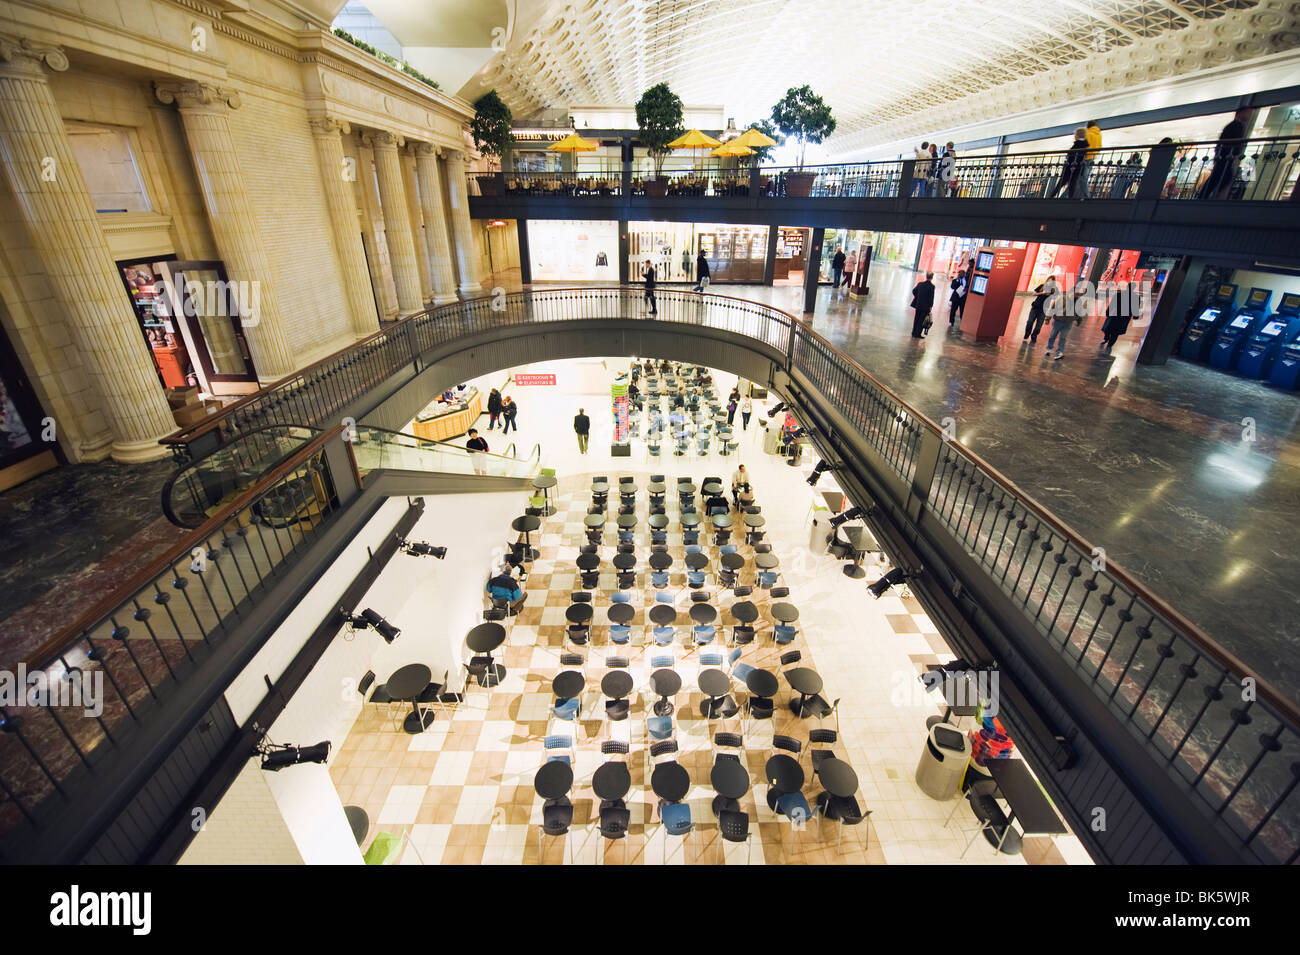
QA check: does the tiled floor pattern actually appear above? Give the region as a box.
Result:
[331,449,1076,864]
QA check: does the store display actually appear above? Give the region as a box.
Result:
[611,375,630,456]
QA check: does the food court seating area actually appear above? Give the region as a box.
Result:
[632,361,743,461]
[503,176,620,196]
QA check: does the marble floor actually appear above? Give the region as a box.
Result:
[330,364,1089,864]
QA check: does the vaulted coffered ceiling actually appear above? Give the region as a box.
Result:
[444,0,1300,156]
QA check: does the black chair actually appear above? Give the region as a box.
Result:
[598,802,631,842]
[816,792,870,852]
[616,571,636,590]
[601,739,629,756]
[617,542,635,554]
[732,625,755,646]
[713,731,743,761]
[770,586,790,599]
[571,591,593,603]
[716,808,752,864]
[650,739,678,761]
[580,570,600,590]
[779,649,802,669]
[416,669,448,706]
[808,728,838,776]
[539,797,574,863]
[961,793,1023,858]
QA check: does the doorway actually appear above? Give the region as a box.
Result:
[0,317,59,491]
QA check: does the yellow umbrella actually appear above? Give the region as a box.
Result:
[711,141,754,157]
[732,127,777,150]
[548,131,599,153]
[668,128,721,150]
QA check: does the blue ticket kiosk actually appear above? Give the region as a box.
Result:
[1209,287,1272,371]
[1178,283,1237,362]
[1238,292,1300,379]
[1266,293,1300,389]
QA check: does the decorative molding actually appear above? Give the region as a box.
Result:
[154,80,241,111]
[413,142,441,158]
[0,35,69,75]
[309,115,351,136]
[360,130,405,150]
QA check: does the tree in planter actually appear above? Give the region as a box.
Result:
[746,119,785,163]
[635,82,684,182]
[770,85,836,171]
[471,90,513,172]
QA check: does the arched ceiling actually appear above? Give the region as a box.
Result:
[442,0,1300,156]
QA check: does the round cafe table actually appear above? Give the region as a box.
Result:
[601,670,635,700]
[467,622,506,685]
[576,552,600,570]
[720,553,745,571]
[647,481,666,495]
[680,513,701,528]
[711,513,733,529]
[649,551,673,571]
[744,512,766,528]
[650,668,682,716]
[648,604,677,626]
[765,754,805,796]
[689,603,718,625]
[617,513,637,528]
[552,670,585,700]
[702,480,723,496]
[535,761,573,800]
[651,761,691,804]
[532,473,557,514]
[385,663,435,734]
[684,552,708,571]
[511,514,540,560]
[698,668,732,718]
[565,603,593,625]
[754,552,779,570]
[607,603,635,625]
[583,513,605,529]
[771,602,800,624]
[729,600,759,624]
[648,513,668,529]
[613,553,637,570]
[744,668,779,699]
[591,481,609,494]
[592,761,631,802]
[710,758,750,816]
[785,667,824,717]
[818,757,860,799]
[344,805,369,846]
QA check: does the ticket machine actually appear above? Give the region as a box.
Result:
[1209,287,1272,371]
[1265,293,1300,389]
[1238,292,1300,379]
[1178,283,1238,362]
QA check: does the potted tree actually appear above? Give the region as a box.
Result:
[770,85,836,197]
[470,90,513,196]
[635,82,683,198]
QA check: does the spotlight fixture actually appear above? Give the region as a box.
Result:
[399,539,447,559]
[343,607,401,643]
[767,401,786,419]
[256,739,331,771]
[827,505,865,529]
[867,566,907,599]
[806,460,838,486]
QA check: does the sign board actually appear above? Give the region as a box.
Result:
[513,374,556,386]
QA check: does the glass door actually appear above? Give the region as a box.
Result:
[155,260,259,395]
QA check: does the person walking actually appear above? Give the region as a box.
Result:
[1198,108,1252,200]
[910,271,936,338]
[466,427,489,475]
[1045,283,1083,359]
[500,395,518,434]
[740,396,753,430]
[726,394,738,425]
[642,259,657,314]
[927,142,941,196]
[573,407,590,454]
[1024,277,1057,343]
[693,251,710,292]
[1081,120,1102,197]
[1101,281,1135,350]
[831,247,847,291]
[486,387,502,430]
[947,268,969,327]
[1049,129,1089,198]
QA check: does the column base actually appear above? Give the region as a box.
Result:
[458,283,484,296]
[433,293,459,305]
[110,434,174,464]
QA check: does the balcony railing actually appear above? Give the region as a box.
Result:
[470,170,623,198]
[84,288,1300,863]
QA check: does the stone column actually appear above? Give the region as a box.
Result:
[0,37,175,461]
[442,150,483,294]
[362,131,423,314]
[154,81,294,377]
[399,147,433,302]
[309,116,380,336]
[413,144,459,304]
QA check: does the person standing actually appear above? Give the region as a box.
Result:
[939,142,957,197]
[740,396,753,430]
[1101,282,1134,350]
[501,395,518,434]
[693,250,710,292]
[1198,108,1252,200]
[947,268,969,327]
[831,247,847,291]
[466,427,489,475]
[1045,283,1083,360]
[1081,120,1102,197]
[912,142,930,196]
[487,387,502,430]
[910,272,936,338]
[1024,277,1057,343]
[573,407,590,453]
[842,248,857,289]
[642,259,657,314]
[1049,129,1089,199]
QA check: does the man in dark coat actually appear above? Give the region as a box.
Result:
[573,407,590,454]
[487,387,502,429]
[948,268,970,326]
[910,272,936,338]
[831,248,847,290]
[693,251,710,292]
[1101,282,1136,350]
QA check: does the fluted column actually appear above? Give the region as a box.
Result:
[362,131,423,314]
[399,147,434,302]
[155,81,294,377]
[309,116,380,336]
[413,144,459,304]
[442,150,483,294]
[0,37,175,461]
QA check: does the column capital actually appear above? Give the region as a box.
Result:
[309,114,351,136]
[154,81,241,112]
[0,35,69,76]
[360,129,404,150]
[442,149,467,165]
[412,141,440,158]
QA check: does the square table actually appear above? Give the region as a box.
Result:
[985,759,1067,837]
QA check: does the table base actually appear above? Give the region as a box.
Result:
[403,708,436,734]
[654,698,676,717]
[842,564,867,579]
[476,663,507,687]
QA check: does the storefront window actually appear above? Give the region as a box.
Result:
[627,221,696,282]
[694,224,767,283]
[526,220,619,281]
[625,221,769,284]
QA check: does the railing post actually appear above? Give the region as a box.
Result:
[404,319,419,372]
[1136,143,1175,201]
[898,159,916,207]
[906,428,944,521]
[621,141,632,198]
[749,162,761,209]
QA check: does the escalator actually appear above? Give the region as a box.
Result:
[161,422,540,528]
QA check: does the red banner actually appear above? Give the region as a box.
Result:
[512,374,556,386]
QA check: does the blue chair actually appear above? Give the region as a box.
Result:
[648,715,674,740]
[610,625,632,645]
[618,529,634,543]
[651,529,667,545]
[693,625,716,647]
[700,650,724,668]
[685,544,703,555]
[774,624,797,646]
[720,544,738,555]
[649,652,674,669]
[683,530,700,545]
[727,647,745,673]
[653,626,675,646]
[545,734,574,763]
[612,591,631,604]
[553,695,581,721]
[650,570,670,588]
[660,801,693,863]
[757,570,778,590]
[686,570,706,588]
[776,790,813,826]
[655,591,674,603]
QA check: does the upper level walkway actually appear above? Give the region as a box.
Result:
[468,136,1300,266]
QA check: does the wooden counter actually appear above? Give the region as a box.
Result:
[412,389,482,442]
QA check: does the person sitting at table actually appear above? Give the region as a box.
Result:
[498,552,527,583]
[730,464,749,506]
[650,408,665,434]
[736,482,755,510]
[486,570,526,612]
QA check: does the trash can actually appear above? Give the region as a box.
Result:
[809,515,831,555]
[915,722,972,800]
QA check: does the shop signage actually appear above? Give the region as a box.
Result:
[513,373,556,386]
[512,129,574,142]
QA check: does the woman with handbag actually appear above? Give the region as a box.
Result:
[910,272,936,339]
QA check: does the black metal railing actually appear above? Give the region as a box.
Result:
[758,160,905,198]
[152,287,1300,864]
[0,426,352,843]
[471,169,623,197]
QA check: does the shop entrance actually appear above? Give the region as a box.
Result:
[117,258,260,397]
[0,312,59,491]
[773,227,808,286]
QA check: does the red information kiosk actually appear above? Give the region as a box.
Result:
[963,246,1027,342]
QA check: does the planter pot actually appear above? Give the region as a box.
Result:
[645,178,669,198]
[784,171,817,198]
[477,175,501,197]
